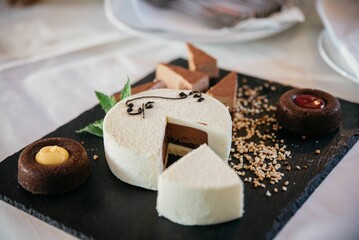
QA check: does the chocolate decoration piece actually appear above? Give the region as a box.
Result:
[18,137,90,195]
[179,92,187,98]
[276,88,341,135]
[156,63,209,92]
[113,80,166,102]
[145,101,154,109]
[142,103,145,118]
[125,92,205,118]
[206,71,238,112]
[187,43,219,78]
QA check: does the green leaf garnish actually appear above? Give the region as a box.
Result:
[76,79,132,137]
[95,91,116,113]
[75,119,103,137]
[120,78,131,100]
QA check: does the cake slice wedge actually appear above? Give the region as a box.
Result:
[156,144,244,226]
[156,63,209,92]
[206,71,238,112]
[187,43,219,78]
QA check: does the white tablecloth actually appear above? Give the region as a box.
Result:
[1,1,358,240]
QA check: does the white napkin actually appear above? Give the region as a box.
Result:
[132,0,304,36]
[317,0,359,83]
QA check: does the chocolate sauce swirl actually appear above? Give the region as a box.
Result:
[125,91,205,118]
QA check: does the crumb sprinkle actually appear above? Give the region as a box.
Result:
[93,155,99,160]
[229,83,292,194]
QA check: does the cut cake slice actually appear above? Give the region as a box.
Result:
[156,144,244,226]
[187,43,219,78]
[156,63,209,92]
[206,71,238,112]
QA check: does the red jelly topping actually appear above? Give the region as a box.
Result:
[293,94,325,109]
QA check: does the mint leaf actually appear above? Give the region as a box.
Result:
[76,78,132,137]
[120,78,131,100]
[76,119,103,137]
[95,91,116,113]
[76,91,114,137]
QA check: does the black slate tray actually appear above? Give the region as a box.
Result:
[1,58,359,240]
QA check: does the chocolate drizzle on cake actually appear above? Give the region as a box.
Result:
[125,91,205,118]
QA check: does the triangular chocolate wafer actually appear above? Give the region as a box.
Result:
[187,43,219,78]
[156,63,209,92]
[206,72,238,112]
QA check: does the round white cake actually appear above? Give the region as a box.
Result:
[103,89,232,190]
[156,144,244,225]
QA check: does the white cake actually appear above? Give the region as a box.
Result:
[156,144,244,225]
[103,89,232,190]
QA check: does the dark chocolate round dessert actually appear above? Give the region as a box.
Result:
[18,137,90,194]
[276,88,341,135]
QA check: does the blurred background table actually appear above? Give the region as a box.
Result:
[0,0,358,239]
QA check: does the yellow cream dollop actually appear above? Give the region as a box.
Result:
[35,146,69,166]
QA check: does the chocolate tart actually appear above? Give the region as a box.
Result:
[18,137,90,194]
[276,88,341,135]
